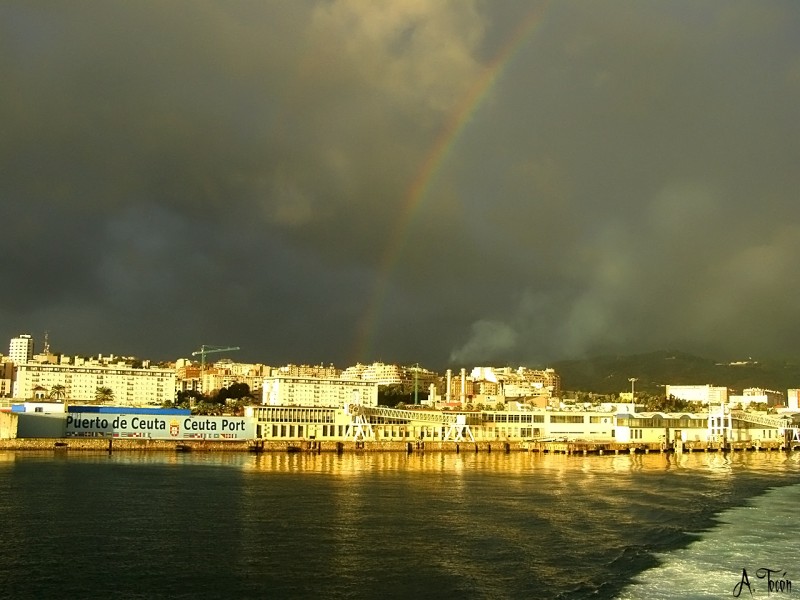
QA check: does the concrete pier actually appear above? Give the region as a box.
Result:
[0,438,788,455]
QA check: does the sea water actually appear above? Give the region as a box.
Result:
[0,450,798,599]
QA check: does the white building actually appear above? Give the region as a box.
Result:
[467,366,560,401]
[13,363,176,405]
[0,358,13,397]
[8,335,34,365]
[244,403,791,445]
[742,388,783,407]
[665,384,728,405]
[788,389,800,410]
[479,409,617,441]
[615,412,714,444]
[728,394,767,409]
[344,362,403,385]
[199,361,270,396]
[261,375,378,408]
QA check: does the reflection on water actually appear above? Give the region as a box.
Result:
[2,449,800,600]
[3,448,800,476]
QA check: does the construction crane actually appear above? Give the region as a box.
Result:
[191,345,241,372]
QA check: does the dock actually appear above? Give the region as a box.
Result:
[0,437,793,455]
[522,439,787,455]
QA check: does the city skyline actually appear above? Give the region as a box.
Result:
[3,330,556,375]
[3,2,800,368]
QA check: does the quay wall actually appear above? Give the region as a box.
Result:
[0,438,790,454]
[0,438,252,452]
[0,412,17,440]
[0,438,524,453]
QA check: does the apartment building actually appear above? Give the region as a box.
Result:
[13,362,176,405]
[0,358,13,397]
[342,362,438,389]
[8,335,34,365]
[273,364,342,378]
[261,375,378,408]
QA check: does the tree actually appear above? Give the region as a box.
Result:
[49,385,67,401]
[640,394,696,412]
[227,382,253,400]
[175,390,209,408]
[378,384,409,407]
[95,386,114,404]
[213,387,230,405]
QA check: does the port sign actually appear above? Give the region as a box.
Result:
[65,413,255,440]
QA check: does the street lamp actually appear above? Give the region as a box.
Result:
[629,377,638,403]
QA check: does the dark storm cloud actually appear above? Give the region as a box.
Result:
[447,1,800,364]
[2,1,799,368]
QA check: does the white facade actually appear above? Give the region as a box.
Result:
[9,335,34,365]
[13,363,176,405]
[615,412,712,444]
[12,401,66,413]
[199,362,269,396]
[540,410,616,440]
[665,384,728,405]
[343,362,395,384]
[342,362,405,385]
[261,375,378,408]
[788,389,800,410]
[468,366,560,400]
[0,359,13,397]
[244,404,792,444]
[742,388,783,406]
[729,394,768,408]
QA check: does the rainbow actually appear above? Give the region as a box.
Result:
[352,6,551,363]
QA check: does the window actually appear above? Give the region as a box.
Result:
[550,415,585,424]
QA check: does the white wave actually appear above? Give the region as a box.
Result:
[617,483,800,599]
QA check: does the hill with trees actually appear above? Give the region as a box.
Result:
[552,350,800,396]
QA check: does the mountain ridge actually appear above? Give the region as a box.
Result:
[551,350,800,395]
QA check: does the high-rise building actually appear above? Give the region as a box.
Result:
[9,334,34,365]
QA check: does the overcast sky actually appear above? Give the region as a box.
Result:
[2,1,800,369]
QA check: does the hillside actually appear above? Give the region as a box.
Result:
[551,350,800,395]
